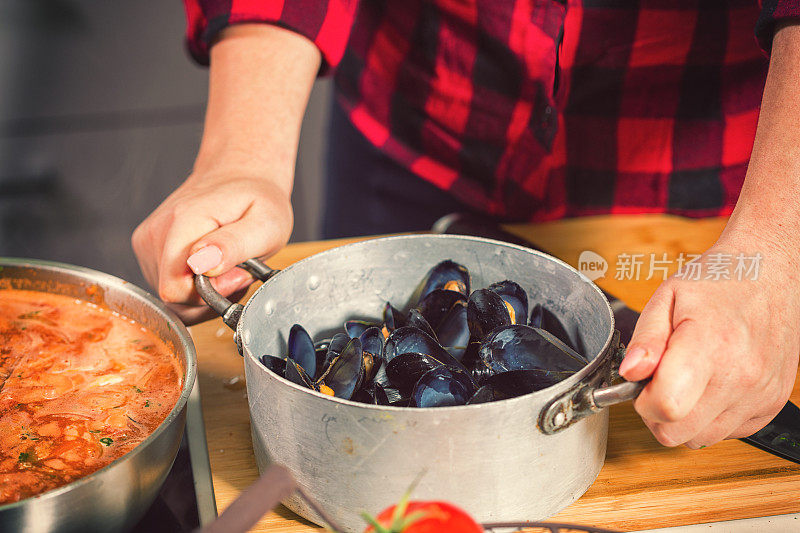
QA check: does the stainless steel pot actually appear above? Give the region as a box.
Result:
[197,235,641,532]
[0,258,197,533]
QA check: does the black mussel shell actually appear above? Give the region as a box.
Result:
[260,355,287,377]
[411,366,476,408]
[383,327,466,372]
[314,340,330,378]
[460,337,481,369]
[321,332,350,373]
[386,352,445,391]
[467,289,512,341]
[529,303,544,329]
[478,324,586,374]
[359,327,385,382]
[345,319,378,339]
[353,383,392,405]
[351,387,375,404]
[488,280,528,326]
[288,324,317,379]
[436,303,470,361]
[285,359,316,390]
[416,289,468,331]
[483,368,570,395]
[373,384,391,405]
[406,309,438,340]
[317,337,365,400]
[410,260,470,305]
[467,384,506,405]
[382,302,407,336]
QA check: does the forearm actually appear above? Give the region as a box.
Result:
[723,23,800,261]
[192,24,322,196]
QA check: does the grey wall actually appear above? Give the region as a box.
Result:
[0,1,328,289]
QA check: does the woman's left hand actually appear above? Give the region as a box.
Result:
[619,232,800,448]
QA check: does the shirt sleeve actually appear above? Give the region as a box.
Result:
[756,0,800,54]
[182,0,359,73]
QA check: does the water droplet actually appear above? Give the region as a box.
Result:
[307,275,321,290]
[263,300,275,316]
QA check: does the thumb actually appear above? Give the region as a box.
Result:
[619,283,675,381]
[187,207,292,277]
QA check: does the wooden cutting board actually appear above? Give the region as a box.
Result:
[189,214,800,532]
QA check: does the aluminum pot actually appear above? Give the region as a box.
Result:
[0,258,197,533]
[197,235,641,532]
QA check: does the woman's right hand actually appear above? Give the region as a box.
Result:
[132,165,293,325]
[132,23,321,324]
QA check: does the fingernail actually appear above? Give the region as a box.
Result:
[187,245,223,275]
[619,346,647,375]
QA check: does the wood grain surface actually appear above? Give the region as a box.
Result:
[189,215,800,532]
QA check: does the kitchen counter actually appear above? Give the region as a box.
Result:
[189,214,800,532]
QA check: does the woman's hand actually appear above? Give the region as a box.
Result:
[621,22,800,449]
[620,234,800,448]
[132,24,320,324]
[132,166,293,325]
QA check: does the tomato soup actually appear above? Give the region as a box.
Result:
[0,290,183,504]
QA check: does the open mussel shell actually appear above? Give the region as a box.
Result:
[467,288,512,341]
[316,337,365,400]
[478,324,587,374]
[319,332,350,376]
[259,355,287,377]
[415,289,468,331]
[345,319,378,339]
[411,366,476,408]
[436,303,470,361]
[382,302,407,336]
[488,280,528,326]
[285,359,316,390]
[288,324,317,379]
[409,259,470,305]
[359,327,385,382]
[406,309,438,341]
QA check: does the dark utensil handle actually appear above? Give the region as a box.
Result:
[194,258,279,331]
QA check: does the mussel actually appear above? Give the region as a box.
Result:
[411,366,476,408]
[288,324,317,379]
[410,260,470,305]
[477,324,586,375]
[316,337,364,399]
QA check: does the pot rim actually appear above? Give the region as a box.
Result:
[0,257,197,512]
[238,234,616,413]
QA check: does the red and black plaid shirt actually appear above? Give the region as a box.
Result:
[183,0,800,222]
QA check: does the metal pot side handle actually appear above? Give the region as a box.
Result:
[194,258,279,331]
[540,332,649,435]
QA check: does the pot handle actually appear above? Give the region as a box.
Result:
[194,258,279,331]
[540,331,649,434]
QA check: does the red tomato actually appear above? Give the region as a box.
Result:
[363,500,484,533]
